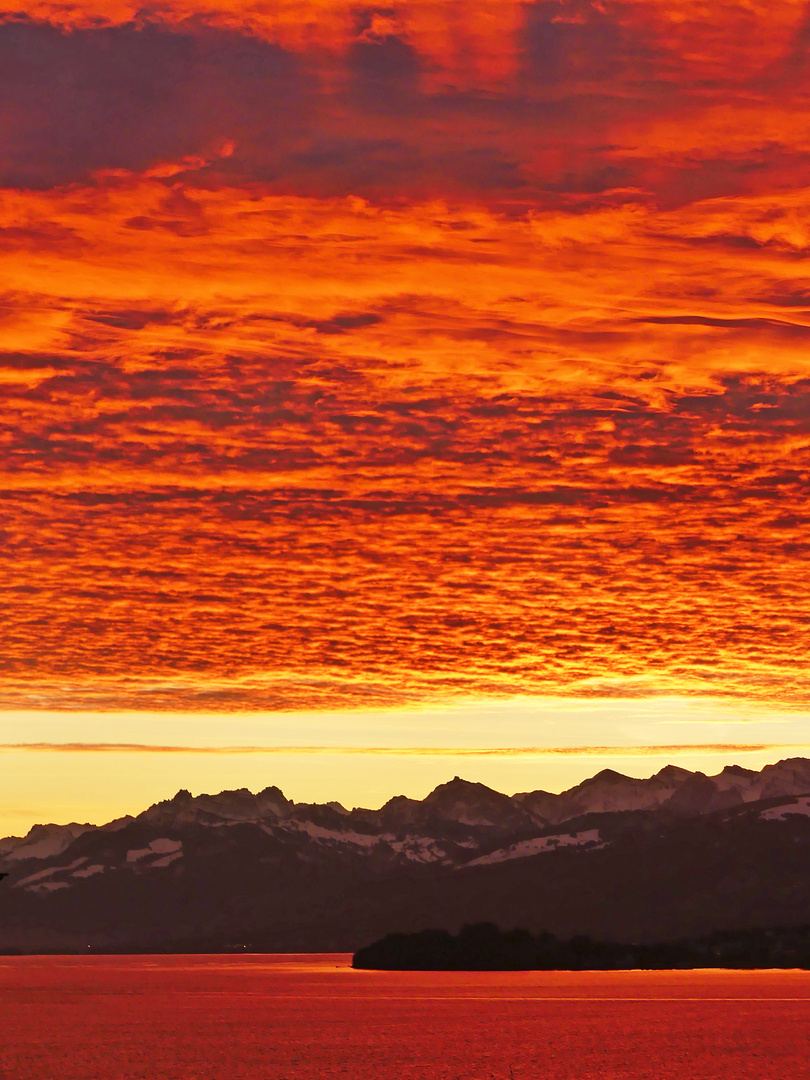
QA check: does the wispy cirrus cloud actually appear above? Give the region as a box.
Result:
[1,742,804,757]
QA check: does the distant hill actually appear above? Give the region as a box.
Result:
[2,759,810,953]
[353,922,810,970]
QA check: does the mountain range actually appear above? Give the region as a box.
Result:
[2,758,810,952]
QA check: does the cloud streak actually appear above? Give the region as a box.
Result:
[1,743,805,757]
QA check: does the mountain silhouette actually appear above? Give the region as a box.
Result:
[1,759,810,952]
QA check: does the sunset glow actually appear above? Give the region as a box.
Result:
[3,1,810,829]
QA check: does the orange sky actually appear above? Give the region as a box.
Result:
[3,1,810,826]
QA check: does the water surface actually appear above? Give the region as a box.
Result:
[1,955,808,1079]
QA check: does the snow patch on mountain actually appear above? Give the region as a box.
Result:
[126,838,182,863]
[16,858,89,891]
[384,835,451,863]
[73,863,105,878]
[513,767,689,822]
[270,821,380,849]
[464,829,603,868]
[512,760,810,824]
[151,851,183,868]
[760,796,810,820]
[1,823,95,862]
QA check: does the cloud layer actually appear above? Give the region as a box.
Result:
[3,2,810,712]
[1,743,801,756]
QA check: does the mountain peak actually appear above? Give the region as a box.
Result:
[578,768,631,788]
[0,821,95,862]
[440,776,475,789]
[425,777,502,803]
[654,765,694,781]
[421,777,530,828]
[258,785,287,799]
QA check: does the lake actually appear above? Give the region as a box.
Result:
[1,955,808,1079]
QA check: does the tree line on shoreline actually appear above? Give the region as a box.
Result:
[353,922,810,970]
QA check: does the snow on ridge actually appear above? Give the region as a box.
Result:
[464,829,603,868]
[760,796,810,821]
[126,838,183,863]
[259,821,452,862]
[16,858,89,890]
[150,851,183,868]
[384,835,449,863]
[15,866,61,887]
[73,863,105,878]
[285,821,379,847]
[2,823,95,862]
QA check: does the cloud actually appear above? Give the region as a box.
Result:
[520,0,660,88]
[3,179,810,710]
[3,5,810,716]
[3,2,810,202]
[347,30,422,111]
[0,743,803,756]
[0,19,310,188]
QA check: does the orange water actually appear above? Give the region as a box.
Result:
[1,955,808,1079]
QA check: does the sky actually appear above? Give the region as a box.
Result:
[4,0,810,833]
